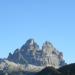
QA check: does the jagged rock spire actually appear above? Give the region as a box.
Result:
[20,39,39,52]
[42,41,54,55]
[7,39,66,68]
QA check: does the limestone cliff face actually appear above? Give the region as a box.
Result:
[7,39,66,68]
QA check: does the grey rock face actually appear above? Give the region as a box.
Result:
[7,39,66,68]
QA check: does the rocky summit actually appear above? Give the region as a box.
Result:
[7,39,66,68]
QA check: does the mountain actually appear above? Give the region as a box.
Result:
[7,39,66,68]
[0,38,67,75]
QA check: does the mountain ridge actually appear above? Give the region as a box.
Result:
[7,38,66,68]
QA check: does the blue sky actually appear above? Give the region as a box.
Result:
[0,0,75,64]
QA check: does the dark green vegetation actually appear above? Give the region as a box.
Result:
[58,63,75,75]
[36,67,61,75]
[0,63,75,75]
[36,63,75,75]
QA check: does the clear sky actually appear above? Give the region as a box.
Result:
[0,0,75,64]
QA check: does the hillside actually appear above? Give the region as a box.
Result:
[0,63,75,75]
[36,63,75,75]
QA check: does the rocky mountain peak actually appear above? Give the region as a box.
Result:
[7,39,66,68]
[43,41,53,47]
[20,39,39,52]
[26,39,35,45]
[42,41,54,55]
